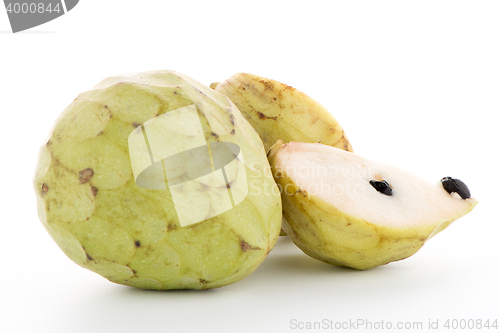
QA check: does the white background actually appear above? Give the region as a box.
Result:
[1,1,499,332]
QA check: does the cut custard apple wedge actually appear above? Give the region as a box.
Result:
[268,140,478,270]
[211,73,352,153]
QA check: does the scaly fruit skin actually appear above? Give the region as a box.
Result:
[211,73,353,153]
[268,140,477,270]
[34,71,282,290]
[213,73,352,237]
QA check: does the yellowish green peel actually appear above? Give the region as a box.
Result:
[34,71,282,290]
[211,73,353,153]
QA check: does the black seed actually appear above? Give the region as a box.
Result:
[369,180,393,196]
[441,177,471,199]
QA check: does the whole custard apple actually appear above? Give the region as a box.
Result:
[33,71,282,290]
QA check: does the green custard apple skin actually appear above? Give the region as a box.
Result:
[211,73,353,153]
[34,71,282,290]
[268,140,478,270]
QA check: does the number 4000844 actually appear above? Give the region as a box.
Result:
[6,2,62,14]
[443,319,498,330]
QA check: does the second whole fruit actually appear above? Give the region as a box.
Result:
[211,73,352,153]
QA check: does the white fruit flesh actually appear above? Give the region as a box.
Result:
[278,142,477,228]
[269,140,478,269]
